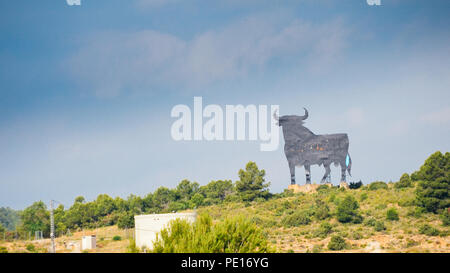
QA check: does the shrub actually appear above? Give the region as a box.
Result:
[386,208,399,221]
[360,193,368,202]
[407,207,426,218]
[127,239,140,253]
[406,239,418,248]
[152,213,272,253]
[395,173,413,189]
[313,222,333,238]
[352,232,363,240]
[313,200,330,220]
[282,211,311,227]
[368,181,388,191]
[374,221,386,232]
[112,235,122,241]
[398,197,415,207]
[419,224,439,236]
[441,210,450,226]
[336,195,363,224]
[317,185,331,192]
[328,235,347,251]
[312,244,323,253]
[364,217,377,227]
[349,181,363,189]
[26,244,36,252]
[0,246,8,253]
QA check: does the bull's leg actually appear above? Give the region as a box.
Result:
[321,164,331,184]
[340,162,346,182]
[289,162,296,185]
[304,165,311,184]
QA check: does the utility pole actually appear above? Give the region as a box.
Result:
[50,200,55,253]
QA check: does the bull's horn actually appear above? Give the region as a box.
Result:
[273,110,279,120]
[300,108,309,120]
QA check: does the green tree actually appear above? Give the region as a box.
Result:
[117,211,134,229]
[336,195,363,223]
[414,151,449,213]
[53,204,67,235]
[176,179,199,201]
[189,193,205,208]
[235,162,270,202]
[152,187,177,212]
[0,222,5,233]
[19,201,50,237]
[0,207,20,231]
[200,180,234,204]
[95,194,116,217]
[395,173,413,189]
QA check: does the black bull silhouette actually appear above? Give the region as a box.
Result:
[274,108,352,185]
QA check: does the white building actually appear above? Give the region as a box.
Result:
[81,235,96,250]
[134,212,197,250]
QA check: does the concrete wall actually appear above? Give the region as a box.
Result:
[81,235,96,250]
[134,212,197,250]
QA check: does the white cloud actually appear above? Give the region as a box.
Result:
[67,15,349,97]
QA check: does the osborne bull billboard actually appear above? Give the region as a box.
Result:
[274,108,352,185]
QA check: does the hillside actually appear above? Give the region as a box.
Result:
[198,184,449,253]
[1,184,449,253]
[1,151,448,253]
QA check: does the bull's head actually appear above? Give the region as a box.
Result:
[273,108,309,126]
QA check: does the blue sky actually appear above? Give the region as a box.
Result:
[1,0,449,209]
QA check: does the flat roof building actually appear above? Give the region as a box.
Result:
[134,212,197,250]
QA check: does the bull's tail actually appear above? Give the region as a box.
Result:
[346,153,352,177]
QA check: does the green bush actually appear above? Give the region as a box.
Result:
[312,244,323,253]
[374,221,386,232]
[441,210,450,226]
[127,239,140,253]
[313,200,330,220]
[368,181,388,191]
[112,235,122,241]
[386,208,399,221]
[313,222,333,238]
[152,213,272,253]
[419,224,439,236]
[0,246,8,253]
[282,211,311,227]
[26,244,36,252]
[407,207,426,218]
[327,235,347,251]
[360,193,368,202]
[364,217,377,227]
[336,195,363,223]
[317,185,331,192]
[395,173,413,189]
